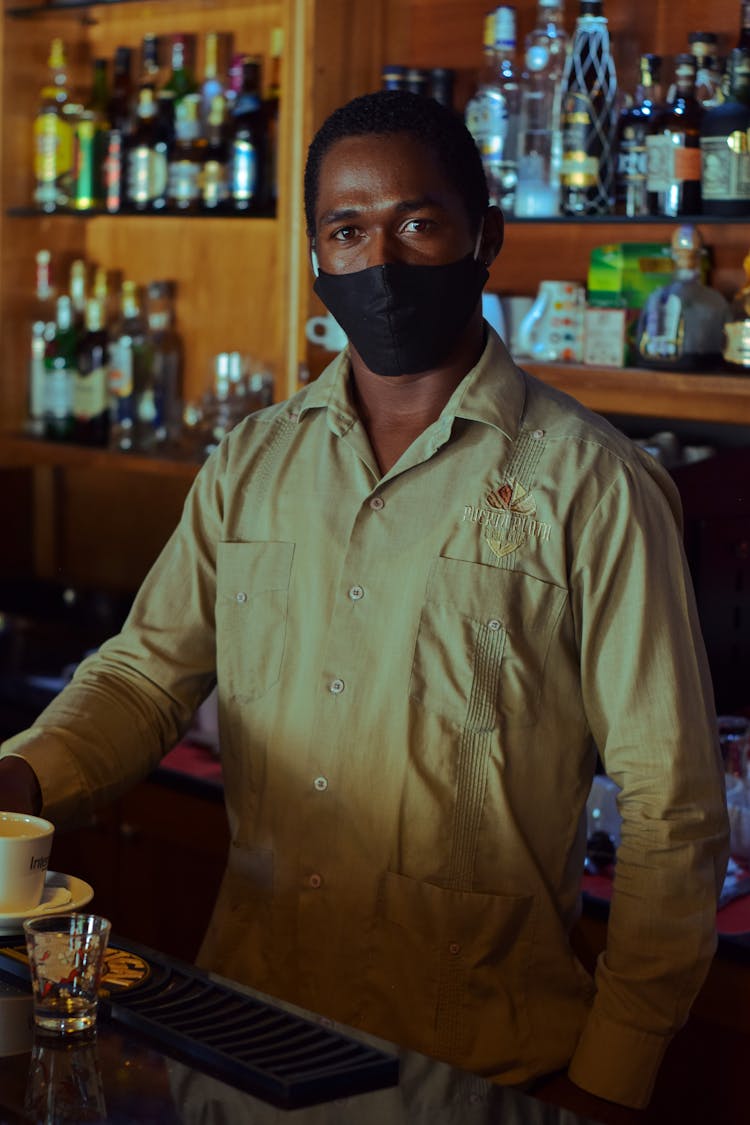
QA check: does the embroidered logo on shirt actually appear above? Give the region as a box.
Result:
[463,478,551,560]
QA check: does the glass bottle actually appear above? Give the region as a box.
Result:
[559,0,618,215]
[646,54,703,217]
[108,46,134,136]
[108,279,147,452]
[688,32,723,107]
[68,258,87,333]
[135,281,183,453]
[635,225,729,371]
[427,68,455,108]
[228,57,264,213]
[381,64,408,92]
[465,6,521,212]
[167,93,203,211]
[126,87,170,212]
[33,38,74,211]
[200,93,230,212]
[28,249,55,436]
[614,54,663,217]
[164,34,199,144]
[700,48,750,217]
[515,0,568,217]
[199,31,227,129]
[139,34,163,92]
[723,249,750,369]
[74,297,109,447]
[259,27,282,213]
[44,295,76,443]
[740,0,750,49]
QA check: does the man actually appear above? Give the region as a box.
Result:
[0,91,728,1111]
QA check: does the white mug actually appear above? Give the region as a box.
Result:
[516,280,586,362]
[305,314,348,353]
[0,812,54,913]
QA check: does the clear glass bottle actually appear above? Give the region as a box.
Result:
[614,54,663,217]
[465,5,521,211]
[559,0,618,215]
[134,281,183,453]
[33,38,74,211]
[635,225,730,371]
[515,0,567,216]
[700,48,750,217]
[723,248,750,370]
[108,279,147,452]
[646,54,703,216]
[44,295,76,443]
[74,297,109,446]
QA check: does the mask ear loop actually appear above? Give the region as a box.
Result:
[473,218,485,263]
[310,247,320,278]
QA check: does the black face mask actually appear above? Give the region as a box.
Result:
[313,252,489,378]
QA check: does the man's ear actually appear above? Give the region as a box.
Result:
[479,206,504,267]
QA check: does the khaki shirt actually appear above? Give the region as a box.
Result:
[2,331,729,1108]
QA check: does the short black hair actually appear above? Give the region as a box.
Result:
[304,89,489,237]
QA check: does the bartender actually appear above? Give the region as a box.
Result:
[0,89,729,1113]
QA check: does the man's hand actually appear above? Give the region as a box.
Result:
[0,756,43,815]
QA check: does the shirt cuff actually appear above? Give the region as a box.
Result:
[568,1007,671,1109]
[0,733,90,827]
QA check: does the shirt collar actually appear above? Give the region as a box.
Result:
[296,327,525,442]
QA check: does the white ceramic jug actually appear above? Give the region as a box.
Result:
[516,280,586,361]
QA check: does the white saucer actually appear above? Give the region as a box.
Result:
[0,872,94,933]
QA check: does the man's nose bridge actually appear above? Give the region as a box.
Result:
[368,226,400,267]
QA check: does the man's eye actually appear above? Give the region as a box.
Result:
[332,226,358,241]
[403,219,433,234]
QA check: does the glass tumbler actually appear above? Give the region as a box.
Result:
[23,913,111,1036]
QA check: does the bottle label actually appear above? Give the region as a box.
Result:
[108,338,134,398]
[465,89,510,157]
[700,135,750,201]
[73,367,107,420]
[34,112,73,185]
[231,139,258,202]
[646,135,701,190]
[617,140,648,183]
[201,160,229,206]
[561,92,598,187]
[723,320,750,366]
[168,159,202,204]
[45,361,73,419]
[128,146,168,205]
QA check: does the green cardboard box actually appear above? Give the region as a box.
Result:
[587,242,674,310]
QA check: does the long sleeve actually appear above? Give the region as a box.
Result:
[567,453,730,1107]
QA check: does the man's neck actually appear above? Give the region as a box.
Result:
[349,317,486,475]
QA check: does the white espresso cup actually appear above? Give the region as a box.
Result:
[305,313,348,352]
[0,812,54,913]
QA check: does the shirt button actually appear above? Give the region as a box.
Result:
[329,678,345,695]
[313,776,328,791]
[487,619,501,631]
[236,592,248,604]
[348,585,364,601]
[309,873,322,889]
[369,496,385,511]
[449,942,461,955]
[532,428,545,439]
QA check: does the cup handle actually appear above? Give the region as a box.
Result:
[305,316,328,345]
[516,292,548,357]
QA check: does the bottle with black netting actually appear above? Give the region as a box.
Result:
[560,0,618,215]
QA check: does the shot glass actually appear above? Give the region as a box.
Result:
[23,913,111,1036]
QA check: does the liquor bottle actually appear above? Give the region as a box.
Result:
[135,281,183,452]
[33,38,74,211]
[72,61,109,212]
[126,87,170,212]
[44,295,76,443]
[259,27,282,213]
[381,64,408,91]
[427,68,455,108]
[108,46,134,136]
[68,258,88,332]
[614,54,663,217]
[108,279,147,452]
[646,54,703,217]
[465,6,521,212]
[167,93,203,211]
[199,31,228,129]
[514,0,568,217]
[74,297,109,446]
[688,32,723,107]
[723,248,750,369]
[228,57,264,213]
[740,0,750,49]
[700,48,750,217]
[139,34,163,92]
[164,34,199,145]
[635,225,729,371]
[559,0,618,215]
[28,249,55,436]
[200,93,230,212]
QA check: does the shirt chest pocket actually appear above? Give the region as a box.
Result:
[216,541,295,702]
[409,557,567,730]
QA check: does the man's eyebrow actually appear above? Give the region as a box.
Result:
[318,196,446,227]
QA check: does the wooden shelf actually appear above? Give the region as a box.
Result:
[0,434,201,479]
[522,363,750,425]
